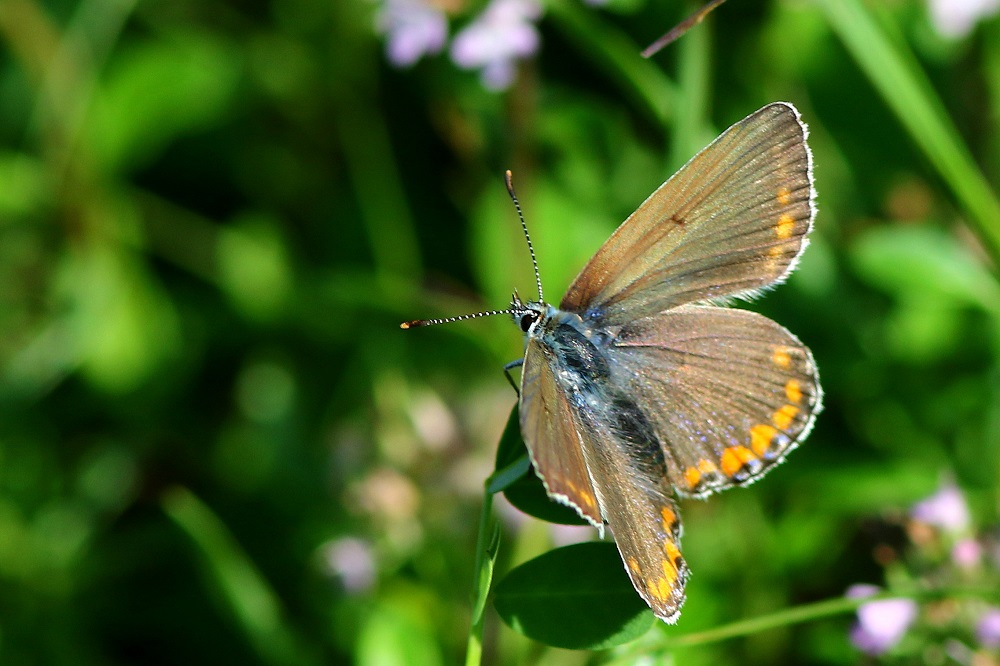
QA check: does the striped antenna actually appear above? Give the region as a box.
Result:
[400,308,515,329]
[504,170,543,303]
[401,170,541,330]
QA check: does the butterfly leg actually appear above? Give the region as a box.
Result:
[503,359,523,396]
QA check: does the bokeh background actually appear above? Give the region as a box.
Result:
[1,0,999,663]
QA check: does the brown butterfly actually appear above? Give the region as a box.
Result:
[404,102,822,622]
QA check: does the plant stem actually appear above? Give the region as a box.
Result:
[466,488,500,666]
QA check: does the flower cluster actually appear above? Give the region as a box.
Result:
[847,479,1000,660]
[373,0,542,90]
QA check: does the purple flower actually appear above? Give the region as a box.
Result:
[375,0,448,67]
[927,0,1000,38]
[911,479,970,533]
[978,607,1000,649]
[847,584,918,655]
[450,0,541,90]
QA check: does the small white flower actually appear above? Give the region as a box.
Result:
[451,0,542,90]
[375,0,448,67]
[928,0,1000,38]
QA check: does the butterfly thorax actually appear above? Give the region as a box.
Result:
[513,299,615,350]
[515,300,669,480]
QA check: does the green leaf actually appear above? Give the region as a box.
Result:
[493,406,589,526]
[850,225,1000,313]
[88,33,241,174]
[357,597,445,666]
[217,213,293,321]
[64,241,181,394]
[487,406,531,494]
[494,542,654,649]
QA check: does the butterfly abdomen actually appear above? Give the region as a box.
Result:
[541,314,670,482]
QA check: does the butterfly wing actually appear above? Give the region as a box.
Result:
[520,331,689,622]
[519,337,603,528]
[560,102,814,326]
[608,304,821,497]
[571,405,689,622]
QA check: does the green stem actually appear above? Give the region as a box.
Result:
[608,584,1000,662]
[465,488,500,666]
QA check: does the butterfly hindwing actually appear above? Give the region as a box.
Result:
[608,304,821,497]
[571,408,689,622]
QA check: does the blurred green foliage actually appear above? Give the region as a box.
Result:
[1,0,999,663]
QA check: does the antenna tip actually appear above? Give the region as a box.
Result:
[504,170,514,193]
[400,321,416,329]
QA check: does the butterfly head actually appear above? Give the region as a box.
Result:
[510,290,546,334]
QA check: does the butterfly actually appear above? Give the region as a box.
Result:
[404,102,822,622]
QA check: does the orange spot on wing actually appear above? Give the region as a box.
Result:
[773,404,799,430]
[684,466,702,489]
[663,540,682,568]
[765,244,786,275]
[772,347,791,369]
[627,557,641,575]
[721,446,756,477]
[656,577,671,602]
[661,558,678,588]
[785,379,803,404]
[660,506,677,533]
[750,424,778,456]
[776,213,796,239]
[777,186,792,206]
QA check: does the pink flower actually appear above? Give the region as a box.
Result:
[911,479,970,533]
[450,0,541,90]
[375,0,448,67]
[951,537,982,568]
[847,584,918,655]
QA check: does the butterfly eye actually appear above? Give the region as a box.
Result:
[519,313,536,332]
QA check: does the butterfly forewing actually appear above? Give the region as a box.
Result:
[560,103,814,325]
[520,338,604,528]
[608,305,821,497]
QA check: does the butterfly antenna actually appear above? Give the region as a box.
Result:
[400,308,514,329]
[504,170,543,303]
